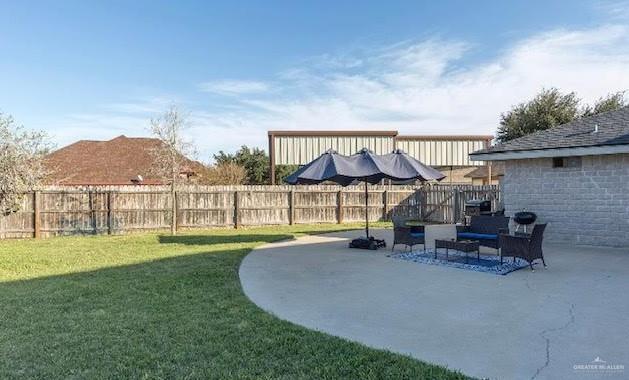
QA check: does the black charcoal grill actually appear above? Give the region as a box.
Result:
[514,211,537,233]
[465,200,492,217]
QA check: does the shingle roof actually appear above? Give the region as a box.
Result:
[471,106,629,156]
[44,135,210,185]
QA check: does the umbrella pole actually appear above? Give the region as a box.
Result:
[364,181,369,239]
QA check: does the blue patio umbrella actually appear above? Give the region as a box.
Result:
[285,148,445,247]
[285,148,387,186]
[379,148,447,182]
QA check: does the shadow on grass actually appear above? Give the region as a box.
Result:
[0,230,469,380]
[157,233,294,245]
[156,225,386,246]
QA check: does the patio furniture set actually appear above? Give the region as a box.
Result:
[283,144,547,270]
[392,215,547,270]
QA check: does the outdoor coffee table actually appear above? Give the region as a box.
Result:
[434,239,480,263]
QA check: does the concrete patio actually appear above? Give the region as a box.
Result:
[240,226,629,380]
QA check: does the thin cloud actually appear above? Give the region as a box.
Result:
[191,24,629,152]
[197,80,269,95]
[48,23,629,160]
[596,0,629,20]
[104,96,179,114]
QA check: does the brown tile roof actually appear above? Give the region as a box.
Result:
[464,163,505,179]
[44,135,210,185]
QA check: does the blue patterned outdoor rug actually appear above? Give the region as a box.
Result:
[388,248,529,275]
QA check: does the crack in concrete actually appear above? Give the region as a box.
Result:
[524,275,533,291]
[530,303,576,380]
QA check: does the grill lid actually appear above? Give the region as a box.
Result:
[514,211,537,225]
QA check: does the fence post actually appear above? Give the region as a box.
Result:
[175,190,179,233]
[419,188,427,221]
[453,189,461,224]
[33,191,40,239]
[382,190,388,221]
[170,187,178,236]
[337,190,343,224]
[223,191,230,227]
[234,191,240,229]
[107,191,113,235]
[88,191,97,234]
[288,189,295,225]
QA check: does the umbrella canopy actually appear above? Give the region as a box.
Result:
[284,148,386,186]
[285,148,445,185]
[285,148,445,242]
[379,149,446,182]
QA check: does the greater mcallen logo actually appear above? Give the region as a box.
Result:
[573,357,624,374]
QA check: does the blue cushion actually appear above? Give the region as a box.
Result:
[458,232,498,240]
[410,232,425,238]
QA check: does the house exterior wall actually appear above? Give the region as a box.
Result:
[436,167,477,184]
[503,153,629,247]
[471,177,501,186]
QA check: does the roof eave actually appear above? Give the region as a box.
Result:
[268,130,398,137]
[470,144,629,161]
[396,135,494,141]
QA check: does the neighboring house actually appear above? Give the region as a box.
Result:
[470,106,629,247]
[268,130,493,184]
[464,163,504,185]
[44,135,210,185]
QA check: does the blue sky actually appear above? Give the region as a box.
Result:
[1,0,629,161]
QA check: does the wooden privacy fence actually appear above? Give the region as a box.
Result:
[0,184,500,239]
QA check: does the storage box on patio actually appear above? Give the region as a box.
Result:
[464,199,491,216]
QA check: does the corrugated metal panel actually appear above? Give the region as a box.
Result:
[273,135,394,165]
[273,135,487,166]
[394,138,486,166]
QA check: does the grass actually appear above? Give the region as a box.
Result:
[0,223,469,379]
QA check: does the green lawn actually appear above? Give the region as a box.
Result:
[0,224,469,379]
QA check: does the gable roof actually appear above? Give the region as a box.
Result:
[464,163,505,179]
[44,135,209,185]
[470,106,629,160]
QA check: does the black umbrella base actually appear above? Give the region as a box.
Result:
[349,237,387,250]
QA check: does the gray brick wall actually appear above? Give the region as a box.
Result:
[503,154,629,247]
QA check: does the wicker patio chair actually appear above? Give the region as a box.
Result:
[391,216,425,252]
[499,223,547,270]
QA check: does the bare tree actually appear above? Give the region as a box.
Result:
[149,106,197,234]
[149,106,197,184]
[0,113,51,214]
